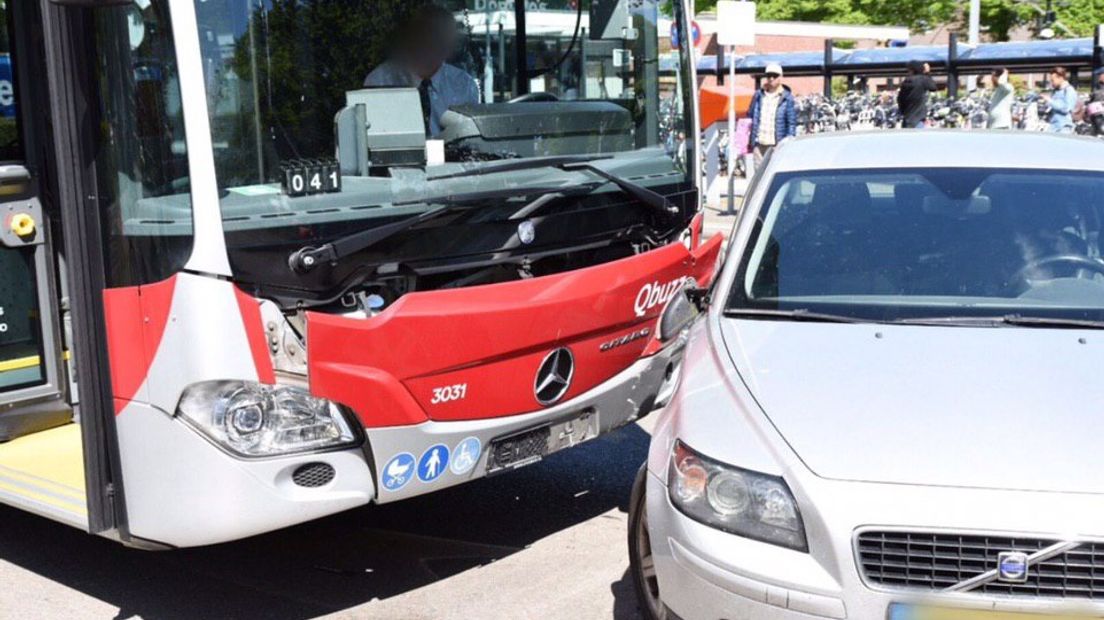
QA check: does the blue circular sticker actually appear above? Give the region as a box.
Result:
[450,437,482,475]
[418,444,450,483]
[381,452,416,492]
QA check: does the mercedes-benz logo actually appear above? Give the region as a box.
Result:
[534,348,574,406]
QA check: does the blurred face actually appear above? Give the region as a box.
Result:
[1050,71,1066,86]
[407,16,459,77]
[764,73,781,89]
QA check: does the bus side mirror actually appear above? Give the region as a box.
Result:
[658,283,708,342]
[48,0,132,6]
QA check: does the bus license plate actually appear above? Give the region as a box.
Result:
[486,410,598,475]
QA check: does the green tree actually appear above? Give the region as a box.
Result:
[693,0,1102,40]
[1042,0,1104,37]
[692,0,957,30]
[214,0,419,184]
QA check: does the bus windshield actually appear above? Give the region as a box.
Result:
[166,0,696,308]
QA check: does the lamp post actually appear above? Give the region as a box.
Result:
[715,0,756,216]
[967,0,980,91]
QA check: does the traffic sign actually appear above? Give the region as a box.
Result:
[671,20,702,49]
[716,1,756,47]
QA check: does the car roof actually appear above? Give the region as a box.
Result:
[768,130,1104,173]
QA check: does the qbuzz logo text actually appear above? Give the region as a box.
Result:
[633,277,687,318]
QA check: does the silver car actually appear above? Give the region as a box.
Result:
[629,131,1104,620]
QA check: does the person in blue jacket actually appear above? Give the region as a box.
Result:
[748,63,797,170]
[1043,66,1079,134]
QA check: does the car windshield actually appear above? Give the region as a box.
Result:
[728,168,1104,323]
[161,0,694,304]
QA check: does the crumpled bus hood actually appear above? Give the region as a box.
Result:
[307,236,722,427]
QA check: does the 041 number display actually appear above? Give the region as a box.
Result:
[281,159,342,197]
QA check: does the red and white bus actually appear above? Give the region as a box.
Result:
[0,0,718,548]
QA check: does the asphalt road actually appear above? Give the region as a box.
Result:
[0,416,659,620]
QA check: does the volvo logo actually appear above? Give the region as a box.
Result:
[997,551,1030,583]
[534,348,574,406]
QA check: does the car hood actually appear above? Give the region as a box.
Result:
[720,319,1104,494]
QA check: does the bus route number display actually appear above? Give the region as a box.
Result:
[281,159,342,197]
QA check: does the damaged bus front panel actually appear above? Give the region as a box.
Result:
[85,0,715,547]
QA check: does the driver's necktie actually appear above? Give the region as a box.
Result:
[418,79,432,134]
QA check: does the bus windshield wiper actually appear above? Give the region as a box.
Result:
[426,155,611,181]
[430,156,680,220]
[722,308,878,324]
[288,183,597,274]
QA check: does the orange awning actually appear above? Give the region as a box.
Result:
[699,84,754,128]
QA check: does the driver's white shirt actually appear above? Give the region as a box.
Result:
[364,61,480,137]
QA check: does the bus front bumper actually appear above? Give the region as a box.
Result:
[365,341,683,504]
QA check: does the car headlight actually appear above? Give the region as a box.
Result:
[668,440,807,551]
[176,381,359,457]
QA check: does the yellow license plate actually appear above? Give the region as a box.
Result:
[890,604,1100,620]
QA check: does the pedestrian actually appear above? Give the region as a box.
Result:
[987,67,1014,129]
[747,62,796,172]
[1043,66,1078,134]
[897,60,939,129]
[1087,71,1104,136]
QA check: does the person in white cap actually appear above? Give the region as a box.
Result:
[747,62,797,170]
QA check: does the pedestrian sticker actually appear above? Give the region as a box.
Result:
[418,444,450,482]
[382,453,416,491]
[450,437,481,475]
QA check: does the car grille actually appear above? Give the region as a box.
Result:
[857,531,1104,599]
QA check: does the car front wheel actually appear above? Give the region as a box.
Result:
[628,464,667,620]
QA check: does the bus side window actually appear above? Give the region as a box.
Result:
[0,3,22,163]
[91,0,194,287]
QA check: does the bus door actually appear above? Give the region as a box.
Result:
[0,1,70,442]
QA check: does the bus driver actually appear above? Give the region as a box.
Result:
[364,4,480,138]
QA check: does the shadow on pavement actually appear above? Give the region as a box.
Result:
[611,567,644,620]
[0,422,652,619]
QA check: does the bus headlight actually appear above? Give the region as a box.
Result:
[177,381,359,457]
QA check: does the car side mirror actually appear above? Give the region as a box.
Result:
[658,283,708,342]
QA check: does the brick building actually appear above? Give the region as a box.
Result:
[692,17,910,96]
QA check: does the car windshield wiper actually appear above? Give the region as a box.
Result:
[999,315,1104,329]
[894,314,1104,329]
[429,156,680,221]
[725,309,1104,329]
[287,183,598,274]
[722,308,878,324]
